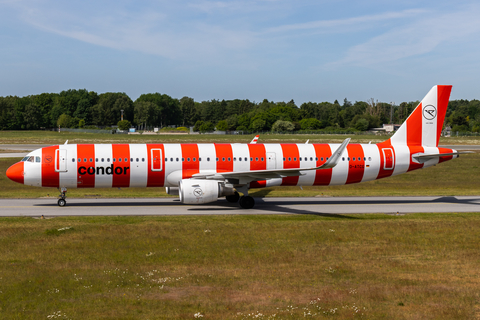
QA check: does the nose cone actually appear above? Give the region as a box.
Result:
[6,162,25,184]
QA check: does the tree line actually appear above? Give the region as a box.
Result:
[0,89,479,132]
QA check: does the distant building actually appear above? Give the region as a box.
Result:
[382,124,401,133]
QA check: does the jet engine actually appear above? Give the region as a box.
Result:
[165,187,179,196]
[179,179,235,204]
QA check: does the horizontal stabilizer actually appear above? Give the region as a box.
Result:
[412,151,474,163]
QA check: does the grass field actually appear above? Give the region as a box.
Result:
[1,130,480,145]
[1,213,479,319]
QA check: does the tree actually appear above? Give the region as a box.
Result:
[354,118,369,131]
[199,121,215,132]
[251,118,266,132]
[299,118,322,130]
[57,114,74,128]
[117,120,131,130]
[271,120,295,132]
[216,120,229,131]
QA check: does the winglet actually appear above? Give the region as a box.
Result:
[317,138,350,169]
[250,135,259,144]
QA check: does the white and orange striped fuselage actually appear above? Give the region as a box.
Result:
[10,142,457,190]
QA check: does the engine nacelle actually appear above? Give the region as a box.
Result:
[165,187,179,196]
[179,179,235,204]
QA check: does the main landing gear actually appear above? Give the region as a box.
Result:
[58,187,67,207]
[228,187,256,209]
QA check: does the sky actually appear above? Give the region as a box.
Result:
[1,0,480,105]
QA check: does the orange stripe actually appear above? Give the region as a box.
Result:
[112,144,130,188]
[346,144,365,184]
[281,144,299,186]
[77,144,95,188]
[147,144,166,187]
[42,146,59,187]
[406,103,422,146]
[214,144,234,173]
[313,144,332,186]
[248,144,267,188]
[436,86,452,146]
[376,145,395,180]
[181,144,199,179]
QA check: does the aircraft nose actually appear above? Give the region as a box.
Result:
[6,162,25,184]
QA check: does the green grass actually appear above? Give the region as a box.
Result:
[0,213,479,319]
[1,130,480,145]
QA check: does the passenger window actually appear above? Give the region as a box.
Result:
[142,158,145,162]
[193,158,196,162]
[261,157,264,161]
[96,158,99,162]
[310,157,313,161]
[342,157,345,161]
[222,157,225,161]
[283,157,286,161]
[164,158,167,162]
[216,158,219,161]
[90,158,93,162]
[170,158,173,162]
[78,158,81,162]
[187,158,191,162]
[182,158,184,162]
[239,157,242,161]
[131,158,133,162]
[368,157,372,161]
[294,157,297,161]
[125,158,128,162]
[176,158,179,162]
[136,158,139,162]
[321,157,324,161]
[199,157,202,161]
[288,157,291,161]
[72,158,75,162]
[101,158,104,162]
[250,157,253,161]
[119,158,122,162]
[315,157,318,161]
[207,157,210,161]
[107,158,110,162]
[84,158,87,162]
[228,157,231,161]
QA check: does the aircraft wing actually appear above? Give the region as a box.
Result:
[192,138,350,184]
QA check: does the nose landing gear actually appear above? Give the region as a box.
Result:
[57,187,67,207]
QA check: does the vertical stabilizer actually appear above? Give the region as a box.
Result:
[389,85,452,147]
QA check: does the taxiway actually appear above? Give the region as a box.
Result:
[1,196,479,217]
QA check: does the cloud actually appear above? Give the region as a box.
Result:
[332,5,480,67]
[265,9,425,34]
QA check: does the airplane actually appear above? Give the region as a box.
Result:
[6,85,468,209]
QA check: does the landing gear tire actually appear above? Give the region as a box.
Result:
[58,199,66,207]
[239,196,255,209]
[226,192,240,203]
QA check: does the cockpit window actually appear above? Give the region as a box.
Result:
[22,156,29,162]
[35,156,41,163]
[27,156,34,162]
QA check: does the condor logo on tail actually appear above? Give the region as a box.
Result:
[78,165,130,175]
